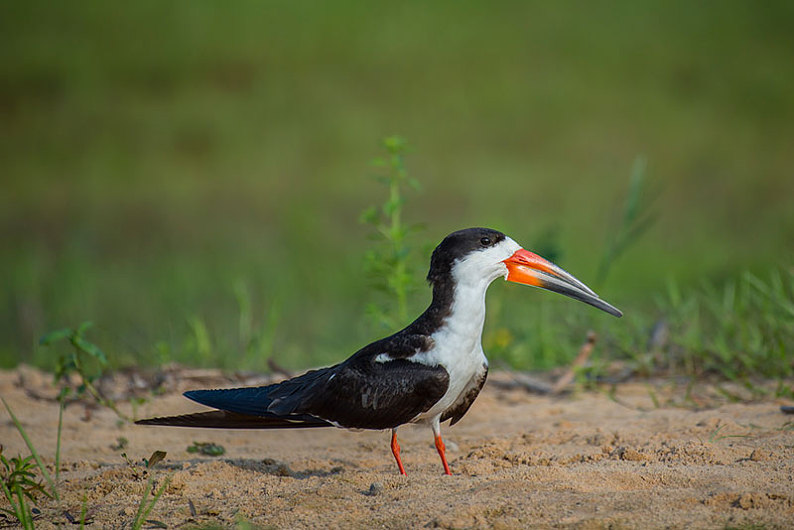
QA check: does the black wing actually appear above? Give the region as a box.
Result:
[267,358,450,430]
[138,358,449,431]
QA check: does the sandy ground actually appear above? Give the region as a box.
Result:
[1,367,793,529]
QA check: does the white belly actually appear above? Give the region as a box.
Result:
[411,324,489,423]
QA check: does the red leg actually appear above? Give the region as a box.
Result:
[434,434,452,475]
[391,429,407,475]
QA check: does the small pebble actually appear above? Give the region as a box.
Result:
[367,482,384,496]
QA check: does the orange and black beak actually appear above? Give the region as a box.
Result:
[503,249,622,317]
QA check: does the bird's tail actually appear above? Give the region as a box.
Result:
[135,384,332,429]
[135,410,330,429]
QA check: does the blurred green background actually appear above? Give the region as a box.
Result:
[2,1,793,373]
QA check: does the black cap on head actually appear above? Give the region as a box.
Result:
[427,228,506,285]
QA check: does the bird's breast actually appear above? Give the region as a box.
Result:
[409,325,488,422]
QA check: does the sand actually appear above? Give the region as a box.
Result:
[1,367,792,529]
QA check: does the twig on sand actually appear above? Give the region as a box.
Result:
[489,331,597,395]
[550,331,597,394]
[496,373,554,394]
[267,358,293,379]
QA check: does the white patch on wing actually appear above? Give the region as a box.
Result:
[374,353,392,363]
[360,391,379,410]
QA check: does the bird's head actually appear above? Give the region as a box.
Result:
[428,228,622,317]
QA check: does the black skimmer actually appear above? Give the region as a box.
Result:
[137,228,622,475]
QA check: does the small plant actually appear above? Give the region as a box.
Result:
[1,398,63,528]
[2,399,58,501]
[0,448,49,529]
[111,437,129,451]
[187,441,226,456]
[360,136,424,330]
[39,322,132,422]
[119,450,167,484]
[706,423,750,444]
[597,156,657,285]
[79,495,92,527]
[131,475,171,530]
[144,451,167,469]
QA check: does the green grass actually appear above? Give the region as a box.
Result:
[1,398,61,527]
[1,2,793,376]
[0,450,45,529]
[485,268,794,379]
[131,475,171,530]
[2,399,59,501]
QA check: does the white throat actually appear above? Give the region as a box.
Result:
[425,236,522,365]
[410,237,521,421]
[444,235,521,333]
[442,270,492,347]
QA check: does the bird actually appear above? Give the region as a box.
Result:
[136,227,622,475]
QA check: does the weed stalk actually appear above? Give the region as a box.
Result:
[360,136,423,329]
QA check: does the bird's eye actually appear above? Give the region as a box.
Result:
[480,236,491,247]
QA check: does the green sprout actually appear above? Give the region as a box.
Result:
[360,136,424,330]
[39,322,132,422]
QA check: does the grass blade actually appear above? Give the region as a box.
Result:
[131,478,152,530]
[55,398,64,485]
[1,480,23,526]
[2,398,58,501]
[14,484,34,530]
[132,475,171,530]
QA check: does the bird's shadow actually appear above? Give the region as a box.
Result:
[223,457,346,479]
